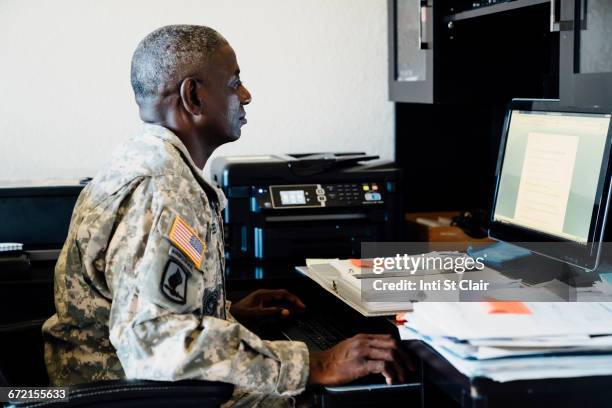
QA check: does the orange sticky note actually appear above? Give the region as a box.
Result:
[483,301,531,315]
[349,258,373,268]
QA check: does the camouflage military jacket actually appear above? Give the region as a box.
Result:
[42,124,309,398]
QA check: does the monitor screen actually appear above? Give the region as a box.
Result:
[493,110,611,243]
[489,100,612,271]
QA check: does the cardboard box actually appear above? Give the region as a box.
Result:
[405,211,494,245]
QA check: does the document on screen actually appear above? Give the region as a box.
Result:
[513,132,579,235]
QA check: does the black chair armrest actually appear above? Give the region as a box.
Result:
[10,379,234,408]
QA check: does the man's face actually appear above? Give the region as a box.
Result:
[203,44,251,143]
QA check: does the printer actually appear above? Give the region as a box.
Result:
[0,180,85,256]
[0,180,86,325]
[211,153,402,262]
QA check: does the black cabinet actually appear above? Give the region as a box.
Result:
[560,0,612,107]
[388,0,559,104]
[388,0,434,103]
[391,0,559,213]
[388,0,612,106]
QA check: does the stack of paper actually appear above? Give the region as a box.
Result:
[399,302,612,382]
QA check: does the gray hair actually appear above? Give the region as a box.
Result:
[130,25,227,100]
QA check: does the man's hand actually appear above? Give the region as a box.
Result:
[309,334,412,386]
[230,289,306,320]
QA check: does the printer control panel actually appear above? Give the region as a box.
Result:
[264,183,384,209]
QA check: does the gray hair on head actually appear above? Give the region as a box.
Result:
[130,25,227,100]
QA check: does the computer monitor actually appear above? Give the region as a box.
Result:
[489,99,612,271]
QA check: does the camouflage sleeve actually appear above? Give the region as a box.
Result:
[224,300,238,323]
[105,178,309,396]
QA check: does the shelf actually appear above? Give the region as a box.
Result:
[445,0,550,23]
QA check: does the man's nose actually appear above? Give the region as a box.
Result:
[239,85,252,105]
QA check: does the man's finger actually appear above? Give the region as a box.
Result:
[366,347,407,383]
[259,306,291,317]
[268,289,306,309]
[374,337,415,373]
[361,333,393,340]
[365,360,399,385]
[364,335,397,350]
[366,347,394,362]
[382,362,399,385]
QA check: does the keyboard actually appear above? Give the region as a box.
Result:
[281,314,347,351]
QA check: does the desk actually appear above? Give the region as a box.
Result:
[284,264,612,408]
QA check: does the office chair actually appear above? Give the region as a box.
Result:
[1,319,234,408]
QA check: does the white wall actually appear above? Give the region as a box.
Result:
[0,0,394,181]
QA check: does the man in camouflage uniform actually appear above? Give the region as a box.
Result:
[43,25,409,406]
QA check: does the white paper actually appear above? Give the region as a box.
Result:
[400,324,612,382]
[411,302,612,340]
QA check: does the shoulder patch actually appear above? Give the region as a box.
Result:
[168,215,206,268]
[160,260,188,304]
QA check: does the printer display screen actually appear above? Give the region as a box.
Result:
[279,190,307,205]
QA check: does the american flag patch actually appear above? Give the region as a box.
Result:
[169,216,205,268]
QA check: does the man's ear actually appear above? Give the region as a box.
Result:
[179,77,205,116]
